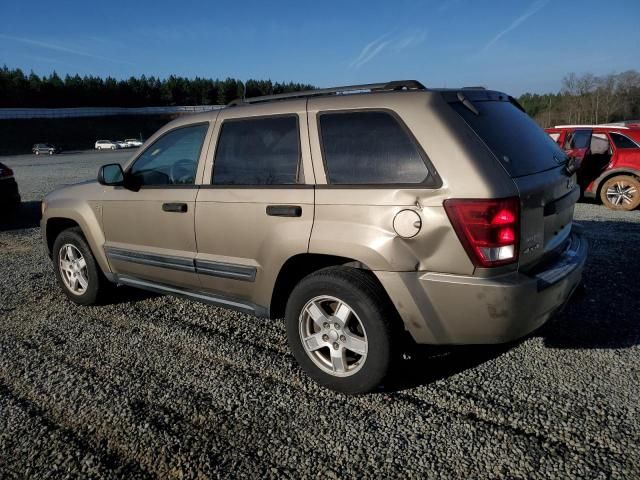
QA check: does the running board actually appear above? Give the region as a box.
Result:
[115,275,268,317]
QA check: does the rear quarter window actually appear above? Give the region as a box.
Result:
[318,110,436,185]
[610,132,639,149]
[451,100,565,177]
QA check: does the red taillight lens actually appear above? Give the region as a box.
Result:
[444,197,520,267]
[0,166,13,178]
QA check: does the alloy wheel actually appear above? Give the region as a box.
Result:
[298,295,368,377]
[58,244,89,295]
[606,180,637,207]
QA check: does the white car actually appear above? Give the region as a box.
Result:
[95,140,119,150]
[115,141,128,149]
[124,138,143,147]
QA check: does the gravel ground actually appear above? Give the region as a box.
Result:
[1,151,639,479]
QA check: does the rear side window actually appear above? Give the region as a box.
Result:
[590,133,611,154]
[451,100,564,177]
[212,116,301,185]
[564,130,591,150]
[610,132,638,149]
[319,111,433,185]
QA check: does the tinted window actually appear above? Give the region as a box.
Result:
[213,116,300,185]
[130,123,208,186]
[451,100,565,177]
[610,132,638,149]
[319,111,431,184]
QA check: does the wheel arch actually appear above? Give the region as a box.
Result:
[269,253,384,320]
[593,168,640,201]
[45,217,81,256]
[43,205,111,276]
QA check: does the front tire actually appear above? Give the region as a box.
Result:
[600,175,640,211]
[52,227,111,305]
[285,267,399,394]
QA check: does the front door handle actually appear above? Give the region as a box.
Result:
[266,205,302,217]
[162,202,188,213]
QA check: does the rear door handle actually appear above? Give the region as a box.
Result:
[162,202,188,213]
[266,205,302,217]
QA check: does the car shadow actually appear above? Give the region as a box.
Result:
[536,219,640,349]
[107,285,159,305]
[0,201,42,232]
[382,342,513,392]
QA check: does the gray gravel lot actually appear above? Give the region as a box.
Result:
[1,151,639,479]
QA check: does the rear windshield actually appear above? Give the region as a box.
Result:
[451,100,566,177]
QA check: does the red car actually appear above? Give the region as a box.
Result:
[545,124,640,210]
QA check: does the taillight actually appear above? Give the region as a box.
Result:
[0,166,13,178]
[444,197,520,268]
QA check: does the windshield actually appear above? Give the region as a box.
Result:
[451,99,566,177]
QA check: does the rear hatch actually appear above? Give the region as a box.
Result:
[444,89,579,270]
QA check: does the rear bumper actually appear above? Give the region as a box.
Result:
[376,230,587,345]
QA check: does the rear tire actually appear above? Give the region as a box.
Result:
[285,267,400,394]
[600,175,640,211]
[52,227,112,305]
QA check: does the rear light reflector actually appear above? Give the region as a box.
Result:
[444,197,520,267]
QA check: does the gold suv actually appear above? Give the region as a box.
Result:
[41,81,588,393]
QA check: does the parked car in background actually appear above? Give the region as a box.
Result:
[95,140,119,150]
[42,80,587,394]
[0,162,20,207]
[545,125,640,210]
[115,141,128,149]
[124,138,143,147]
[32,143,61,155]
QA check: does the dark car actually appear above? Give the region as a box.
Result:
[0,162,20,206]
[32,143,61,155]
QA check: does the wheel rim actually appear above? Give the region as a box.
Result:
[298,295,368,377]
[58,244,89,295]
[606,181,637,206]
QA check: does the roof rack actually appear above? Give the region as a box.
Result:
[554,124,631,130]
[227,80,426,107]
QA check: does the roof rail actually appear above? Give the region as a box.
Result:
[554,124,631,130]
[227,80,426,106]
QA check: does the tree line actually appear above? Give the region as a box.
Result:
[0,66,314,108]
[519,70,640,127]
[2,66,640,126]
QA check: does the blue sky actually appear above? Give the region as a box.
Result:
[1,0,639,95]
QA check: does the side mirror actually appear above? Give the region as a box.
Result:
[98,163,124,186]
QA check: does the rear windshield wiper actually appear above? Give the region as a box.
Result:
[456,92,479,116]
